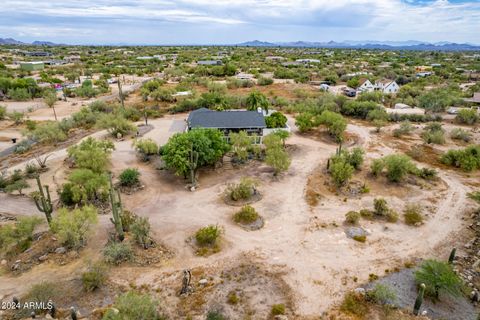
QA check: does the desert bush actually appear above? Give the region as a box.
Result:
[131,217,152,249]
[0,105,6,120]
[383,154,416,182]
[345,211,360,225]
[28,121,67,144]
[265,135,291,175]
[195,225,221,247]
[329,158,354,187]
[119,168,140,187]
[0,216,43,256]
[415,259,463,299]
[96,113,135,137]
[386,210,399,223]
[374,198,389,216]
[370,158,385,177]
[19,281,60,318]
[360,209,374,219]
[8,87,31,101]
[421,122,445,145]
[229,130,251,162]
[66,169,110,204]
[50,205,98,249]
[234,205,259,224]
[67,137,114,173]
[265,111,288,128]
[441,145,480,171]
[416,167,438,180]
[4,178,29,195]
[225,177,258,201]
[102,291,162,320]
[257,76,274,86]
[103,242,133,265]
[340,292,368,316]
[72,107,98,128]
[367,283,397,305]
[133,138,159,161]
[206,310,226,320]
[404,204,424,225]
[450,128,472,142]
[24,162,38,178]
[456,108,478,125]
[393,121,414,137]
[271,304,286,316]
[14,140,32,154]
[317,110,347,141]
[344,147,365,170]
[82,262,108,292]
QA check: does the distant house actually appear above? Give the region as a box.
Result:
[375,80,400,94]
[465,92,480,106]
[265,56,285,62]
[25,51,52,57]
[235,73,254,80]
[296,59,320,64]
[187,108,266,137]
[197,60,223,66]
[416,72,433,78]
[65,55,81,63]
[20,61,44,71]
[357,79,375,92]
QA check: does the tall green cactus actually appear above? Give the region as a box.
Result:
[413,283,426,316]
[109,174,124,241]
[188,146,199,187]
[448,247,456,264]
[33,175,53,226]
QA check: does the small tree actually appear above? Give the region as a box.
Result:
[67,137,115,173]
[383,154,415,182]
[246,90,269,113]
[119,168,140,187]
[317,110,347,142]
[265,136,291,176]
[229,130,251,162]
[43,91,58,121]
[415,259,463,300]
[131,217,152,249]
[50,205,98,249]
[330,159,354,187]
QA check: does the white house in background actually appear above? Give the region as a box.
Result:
[235,73,254,80]
[375,80,400,94]
[357,79,375,92]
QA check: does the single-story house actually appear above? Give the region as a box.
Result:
[20,61,44,71]
[357,79,375,92]
[197,60,223,66]
[187,108,266,138]
[296,59,320,64]
[375,80,400,94]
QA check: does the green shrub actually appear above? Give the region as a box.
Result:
[257,76,274,86]
[50,206,98,249]
[368,283,397,305]
[8,87,31,101]
[441,145,480,171]
[59,183,76,206]
[133,138,159,161]
[0,216,43,256]
[102,291,162,320]
[421,122,445,145]
[4,179,29,195]
[14,140,32,154]
[119,168,140,187]
[468,191,480,204]
[340,292,368,316]
[24,162,38,178]
[345,211,360,225]
[0,105,6,120]
[404,204,424,225]
[206,310,226,320]
[195,225,221,247]
[329,158,354,187]
[415,259,464,299]
[265,111,288,128]
[82,262,108,292]
[225,177,258,201]
[450,128,472,142]
[227,291,239,304]
[29,121,67,144]
[374,198,389,216]
[383,154,416,182]
[386,210,399,223]
[131,217,151,249]
[271,304,286,316]
[97,113,135,137]
[18,281,60,318]
[103,242,133,265]
[234,205,259,224]
[67,137,114,173]
[360,209,374,219]
[370,159,385,177]
[393,121,414,137]
[456,108,478,125]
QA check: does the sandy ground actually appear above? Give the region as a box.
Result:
[0,113,478,318]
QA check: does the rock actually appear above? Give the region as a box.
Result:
[354,287,366,295]
[470,290,479,302]
[1,259,7,266]
[67,250,79,259]
[274,316,288,320]
[55,247,67,254]
[198,279,208,285]
[38,254,49,262]
[345,227,369,239]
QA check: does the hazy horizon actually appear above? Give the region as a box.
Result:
[1,0,479,45]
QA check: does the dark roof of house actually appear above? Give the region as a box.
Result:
[187,108,266,129]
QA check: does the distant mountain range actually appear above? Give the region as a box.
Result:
[1,37,479,51]
[237,40,480,51]
[0,38,61,46]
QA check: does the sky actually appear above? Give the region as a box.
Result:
[0,0,479,45]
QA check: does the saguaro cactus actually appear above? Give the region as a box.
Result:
[413,283,426,316]
[118,78,125,109]
[109,174,124,241]
[188,146,199,187]
[448,247,456,264]
[33,175,53,226]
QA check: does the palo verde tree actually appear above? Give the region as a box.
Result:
[161,128,230,182]
[264,134,291,176]
[43,90,58,121]
[67,137,115,173]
